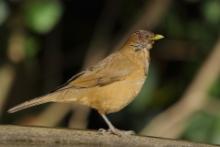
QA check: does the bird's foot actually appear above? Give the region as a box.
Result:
[109,128,135,136]
[98,128,108,134]
[98,128,135,136]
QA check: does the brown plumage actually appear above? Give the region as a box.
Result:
[8,30,163,135]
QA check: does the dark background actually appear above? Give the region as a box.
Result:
[1,0,220,144]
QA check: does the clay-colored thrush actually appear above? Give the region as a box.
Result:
[8,30,163,134]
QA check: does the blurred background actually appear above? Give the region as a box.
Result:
[1,0,220,145]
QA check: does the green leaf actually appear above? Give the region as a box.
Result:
[24,36,39,58]
[24,0,63,33]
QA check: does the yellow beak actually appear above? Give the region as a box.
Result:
[151,34,164,41]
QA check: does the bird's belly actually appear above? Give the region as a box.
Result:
[84,78,145,114]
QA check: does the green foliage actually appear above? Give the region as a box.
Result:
[0,1,9,26]
[184,112,220,144]
[24,0,63,33]
[211,118,220,144]
[183,112,216,143]
[202,0,220,25]
[24,36,39,59]
[209,76,220,98]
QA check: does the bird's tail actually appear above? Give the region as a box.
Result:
[8,93,57,113]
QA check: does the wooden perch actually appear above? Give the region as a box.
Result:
[0,125,218,147]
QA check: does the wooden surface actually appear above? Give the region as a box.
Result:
[0,125,219,147]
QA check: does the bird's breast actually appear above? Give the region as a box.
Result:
[82,71,146,114]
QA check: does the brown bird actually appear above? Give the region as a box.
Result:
[8,30,163,135]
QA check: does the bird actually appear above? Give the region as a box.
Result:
[8,30,163,135]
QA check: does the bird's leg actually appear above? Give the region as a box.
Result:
[100,113,117,132]
[99,113,135,135]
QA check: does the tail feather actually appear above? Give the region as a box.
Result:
[8,87,78,113]
[8,95,54,113]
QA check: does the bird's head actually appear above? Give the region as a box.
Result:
[127,30,164,51]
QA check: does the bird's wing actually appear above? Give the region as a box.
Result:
[59,52,137,89]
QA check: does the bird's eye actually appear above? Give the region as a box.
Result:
[145,34,152,39]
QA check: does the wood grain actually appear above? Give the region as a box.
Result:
[0,125,218,147]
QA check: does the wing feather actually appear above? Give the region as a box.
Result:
[59,52,136,89]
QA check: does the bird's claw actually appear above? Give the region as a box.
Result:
[109,128,135,136]
[98,128,135,136]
